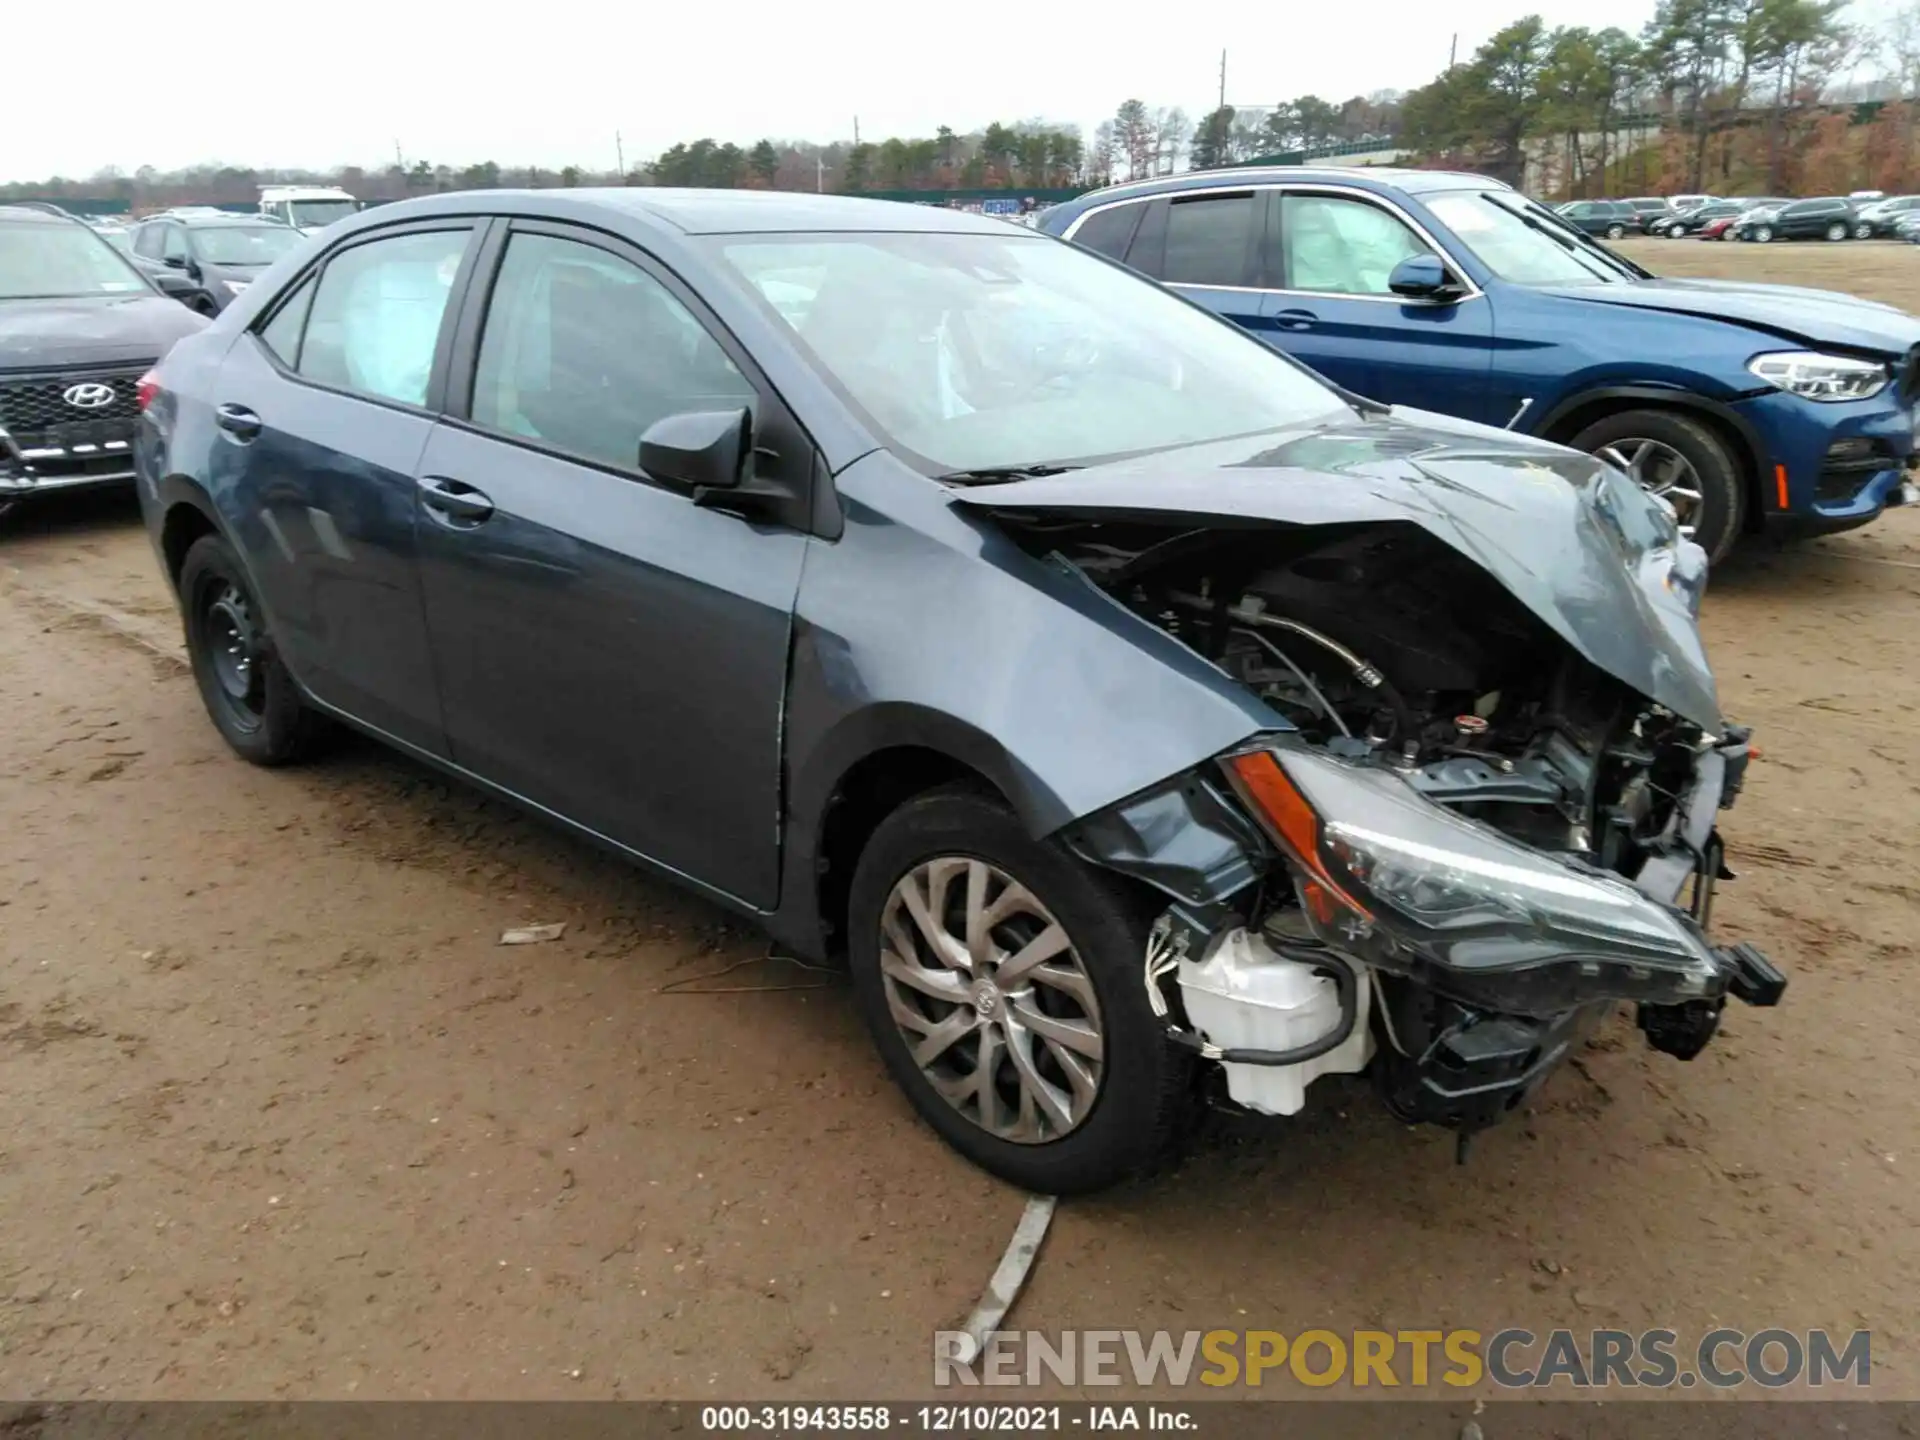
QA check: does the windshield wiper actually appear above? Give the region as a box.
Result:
[936,463,1083,486]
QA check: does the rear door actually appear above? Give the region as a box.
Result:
[1109,190,1277,336]
[1252,187,1494,421]
[410,220,809,908]
[209,220,478,753]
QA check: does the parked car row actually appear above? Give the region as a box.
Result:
[1562,191,1920,244]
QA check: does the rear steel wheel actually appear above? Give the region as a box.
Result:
[200,580,265,732]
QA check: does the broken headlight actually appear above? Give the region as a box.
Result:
[1223,744,1725,1015]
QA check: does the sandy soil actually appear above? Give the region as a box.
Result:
[1,240,1917,1403]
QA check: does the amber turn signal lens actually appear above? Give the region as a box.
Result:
[1223,751,1371,920]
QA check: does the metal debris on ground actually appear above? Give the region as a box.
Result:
[499,923,567,945]
[658,947,843,995]
[953,1193,1057,1365]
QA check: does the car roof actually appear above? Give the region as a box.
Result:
[0,204,75,226]
[346,187,1024,237]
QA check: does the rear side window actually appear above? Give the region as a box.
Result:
[296,229,468,407]
[469,231,755,473]
[258,273,317,366]
[1160,193,1255,287]
[1069,203,1144,263]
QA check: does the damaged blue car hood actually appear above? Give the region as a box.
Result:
[950,407,1724,730]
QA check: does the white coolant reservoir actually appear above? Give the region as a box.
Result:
[1176,928,1374,1116]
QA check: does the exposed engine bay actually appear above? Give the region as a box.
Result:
[1031,515,1785,1154]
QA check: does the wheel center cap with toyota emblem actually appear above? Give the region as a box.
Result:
[972,980,1000,1019]
[62,382,116,410]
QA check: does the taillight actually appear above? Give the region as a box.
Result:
[136,369,160,411]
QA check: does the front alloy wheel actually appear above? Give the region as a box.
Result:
[1855,221,1874,239]
[848,786,1190,1193]
[1572,408,1746,563]
[878,857,1103,1143]
[1754,225,1775,243]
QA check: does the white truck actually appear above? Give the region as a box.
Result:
[257,186,360,235]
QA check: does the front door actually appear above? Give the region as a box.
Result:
[209,223,476,752]
[412,223,806,908]
[1255,189,1495,424]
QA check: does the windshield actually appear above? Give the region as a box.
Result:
[194,225,303,266]
[712,231,1347,473]
[288,199,356,228]
[1425,191,1643,286]
[0,221,150,300]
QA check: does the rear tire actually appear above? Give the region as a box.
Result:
[1605,223,1627,240]
[1571,409,1746,564]
[1826,221,1848,241]
[179,533,327,765]
[847,786,1191,1194]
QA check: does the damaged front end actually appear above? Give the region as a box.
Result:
[1018,425,1788,1152]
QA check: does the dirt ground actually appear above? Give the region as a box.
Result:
[2,239,1918,1404]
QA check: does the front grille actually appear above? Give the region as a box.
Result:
[0,365,147,438]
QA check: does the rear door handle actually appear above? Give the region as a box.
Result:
[214,403,262,441]
[417,474,495,525]
[1272,308,1318,332]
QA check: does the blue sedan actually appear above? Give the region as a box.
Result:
[1041,168,1920,561]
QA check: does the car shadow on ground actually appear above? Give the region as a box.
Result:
[0,487,145,543]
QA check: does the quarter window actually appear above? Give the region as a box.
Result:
[296,228,469,407]
[1070,203,1145,264]
[1160,193,1255,287]
[1279,194,1433,296]
[470,231,754,473]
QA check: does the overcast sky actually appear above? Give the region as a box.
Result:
[11,0,1668,181]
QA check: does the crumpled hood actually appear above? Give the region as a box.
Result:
[0,294,207,371]
[951,408,1724,730]
[1536,277,1920,355]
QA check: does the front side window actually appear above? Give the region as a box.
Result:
[1279,194,1433,296]
[1425,192,1639,285]
[713,229,1346,475]
[471,232,754,472]
[1160,193,1255,287]
[133,223,162,258]
[0,220,150,299]
[297,228,468,406]
[162,226,189,263]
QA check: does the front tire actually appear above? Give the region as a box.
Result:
[1571,409,1746,564]
[179,533,326,765]
[847,786,1191,1194]
[1753,225,1774,243]
[1854,221,1873,239]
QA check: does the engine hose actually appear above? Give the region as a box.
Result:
[1168,591,1419,745]
[1161,950,1361,1068]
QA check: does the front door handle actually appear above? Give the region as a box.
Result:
[214,403,262,441]
[417,474,495,525]
[1272,308,1318,332]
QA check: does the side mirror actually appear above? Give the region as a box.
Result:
[163,254,187,269]
[1388,253,1461,302]
[639,408,751,492]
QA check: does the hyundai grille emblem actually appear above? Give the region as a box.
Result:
[62,382,117,410]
